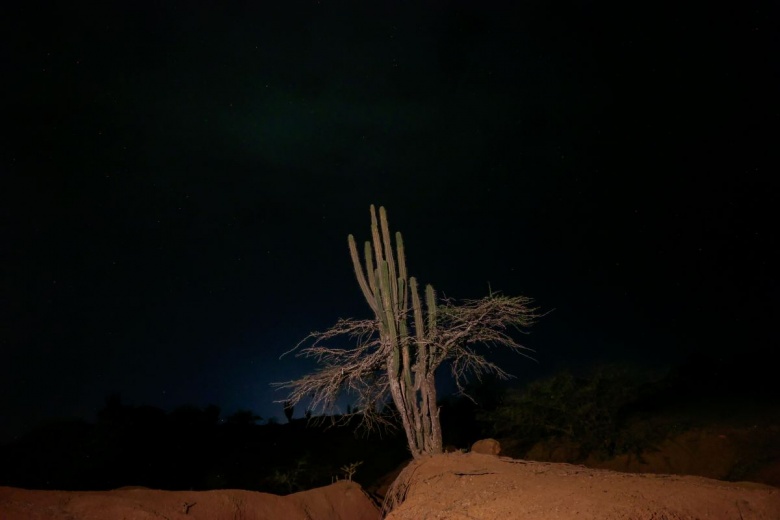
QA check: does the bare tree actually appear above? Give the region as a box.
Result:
[277,205,539,458]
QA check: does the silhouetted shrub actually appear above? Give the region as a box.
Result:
[484,365,666,459]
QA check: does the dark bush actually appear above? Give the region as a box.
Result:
[484,365,669,459]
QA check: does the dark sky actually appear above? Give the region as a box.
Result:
[2,1,776,441]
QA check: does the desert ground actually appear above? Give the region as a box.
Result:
[384,452,780,519]
[2,451,779,519]
[0,479,379,520]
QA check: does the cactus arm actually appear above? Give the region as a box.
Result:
[425,284,437,338]
[348,234,378,315]
[410,278,425,343]
[410,277,429,379]
[396,232,409,314]
[364,241,377,296]
[379,207,399,310]
[376,262,399,346]
[370,205,385,268]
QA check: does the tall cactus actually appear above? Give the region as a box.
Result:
[348,205,442,457]
[280,205,538,459]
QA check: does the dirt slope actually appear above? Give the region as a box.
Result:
[0,479,380,520]
[384,452,780,520]
[3,454,779,519]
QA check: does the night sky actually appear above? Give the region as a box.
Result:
[2,1,776,442]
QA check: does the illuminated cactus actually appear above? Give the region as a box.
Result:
[348,205,442,457]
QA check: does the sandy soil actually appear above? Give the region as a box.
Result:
[2,453,779,519]
[0,480,380,520]
[383,452,780,520]
[0,442,780,520]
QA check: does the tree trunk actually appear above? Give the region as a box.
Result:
[388,356,423,458]
[422,373,443,454]
[390,363,443,459]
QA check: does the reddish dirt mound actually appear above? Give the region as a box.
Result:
[383,452,780,520]
[4,454,779,520]
[0,480,380,520]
